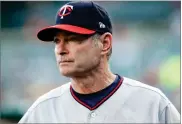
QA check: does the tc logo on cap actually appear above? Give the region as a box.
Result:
[58,5,73,19]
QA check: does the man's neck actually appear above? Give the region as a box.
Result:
[70,63,116,94]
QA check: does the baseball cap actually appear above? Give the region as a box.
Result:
[37,1,112,41]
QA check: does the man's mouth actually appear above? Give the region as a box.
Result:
[59,60,73,64]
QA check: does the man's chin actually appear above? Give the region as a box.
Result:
[60,71,72,77]
[60,70,76,77]
[60,70,85,77]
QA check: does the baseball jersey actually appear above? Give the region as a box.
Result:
[19,76,180,123]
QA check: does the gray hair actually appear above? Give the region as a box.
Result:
[90,33,112,60]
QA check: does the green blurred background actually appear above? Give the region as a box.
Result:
[1,1,180,123]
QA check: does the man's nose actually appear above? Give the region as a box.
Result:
[55,42,69,55]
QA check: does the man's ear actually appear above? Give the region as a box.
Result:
[100,32,112,56]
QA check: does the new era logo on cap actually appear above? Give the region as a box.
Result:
[99,22,105,28]
[37,1,112,41]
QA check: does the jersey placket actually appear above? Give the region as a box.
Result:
[87,110,97,123]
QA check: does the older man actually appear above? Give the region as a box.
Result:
[19,1,180,123]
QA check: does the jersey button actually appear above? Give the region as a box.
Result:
[91,112,96,118]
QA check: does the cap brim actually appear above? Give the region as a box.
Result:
[37,24,96,41]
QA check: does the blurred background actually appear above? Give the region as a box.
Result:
[1,1,181,123]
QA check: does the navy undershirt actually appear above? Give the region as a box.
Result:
[71,74,121,109]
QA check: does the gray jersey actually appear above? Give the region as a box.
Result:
[19,77,180,123]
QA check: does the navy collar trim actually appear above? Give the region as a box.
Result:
[70,75,123,111]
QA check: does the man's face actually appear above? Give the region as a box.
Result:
[54,31,102,77]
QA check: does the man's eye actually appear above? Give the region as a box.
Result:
[53,38,59,44]
[67,36,88,43]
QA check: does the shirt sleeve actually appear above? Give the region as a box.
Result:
[159,103,180,123]
[18,109,37,123]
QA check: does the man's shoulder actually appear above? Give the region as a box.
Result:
[39,82,71,100]
[27,82,71,112]
[122,77,169,102]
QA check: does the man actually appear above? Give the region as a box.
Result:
[19,1,180,123]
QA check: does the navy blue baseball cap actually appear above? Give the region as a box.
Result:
[37,1,112,41]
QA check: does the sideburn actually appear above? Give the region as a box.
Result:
[91,34,102,48]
